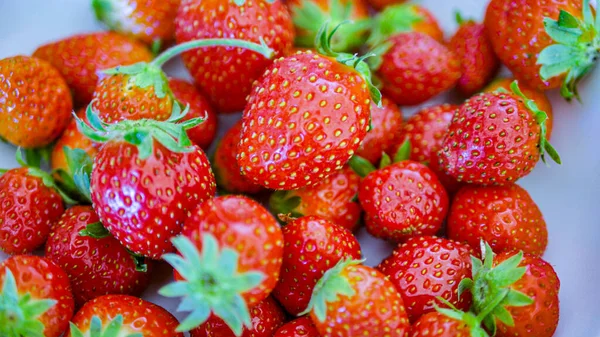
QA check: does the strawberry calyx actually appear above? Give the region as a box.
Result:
[269,191,304,223]
[69,314,142,337]
[160,234,266,335]
[367,4,424,48]
[52,146,94,205]
[349,139,411,176]
[0,268,57,337]
[538,0,600,101]
[434,301,490,337]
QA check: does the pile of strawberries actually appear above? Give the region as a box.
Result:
[0,0,597,336]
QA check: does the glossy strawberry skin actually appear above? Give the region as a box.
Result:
[410,312,472,337]
[0,255,75,337]
[359,161,449,242]
[377,236,474,322]
[274,317,319,337]
[356,97,404,164]
[175,0,294,113]
[273,216,362,315]
[45,206,153,307]
[438,91,541,185]
[67,294,182,336]
[448,184,548,256]
[90,140,216,259]
[0,168,64,254]
[378,32,461,106]
[51,108,101,173]
[238,51,371,190]
[190,297,286,337]
[0,55,72,148]
[33,32,152,107]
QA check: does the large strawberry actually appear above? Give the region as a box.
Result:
[0,255,74,337]
[45,205,153,307]
[0,55,72,149]
[160,195,283,334]
[301,259,410,337]
[51,108,101,174]
[273,216,362,315]
[368,3,444,45]
[410,311,490,337]
[175,0,294,113]
[274,317,319,337]
[356,96,404,164]
[67,294,182,336]
[438,82,560,185]
[238,26,380,190]
[33,32,152,106]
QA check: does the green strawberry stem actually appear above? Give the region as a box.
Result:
[269,191,304,224]
[0,268,57,337]
[69,314,142,337]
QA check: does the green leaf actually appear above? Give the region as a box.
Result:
[492,305,515,327]
[557,10,580,28]
[79,222,110,239]
[379,153,392,168]
[458,278,473,299]
[269,191,303,223]
[393,139,411,163]
[504,289,534,307]
[348,155,376,177]
[436,306,464,321]
[543,18,582,45]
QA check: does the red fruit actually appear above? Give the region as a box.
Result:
[410,311,489,337]
[377,236,474,322]
[274,317,319,337]
[0,55,72,148]
[369,4,444,45]
[45,205,153,307]
[175,0,294,113]
[190,297,287,337]
[0,255,74,337]
[367,0,409,11]
[67,294,182,336]
[356,97,404,164]
[273,216,362,315]
[33,32,152,106]
[51,108,101,173]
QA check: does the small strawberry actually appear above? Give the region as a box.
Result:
[367,0,408,11]
[33,32,153,107]
[301,259,410,337]
[273,216,362,315]
[0,255,74,337]
[269,166,362,231]
[438,82,560,185]
[45,205,153,307]
[368,3,444,45]
[448,184,548,257]
[274,317,319,337]
[410,311,490,337]
[175,0,294,113]
[190,297,287,337]
[67,294,182,336]
[160,195,283,334]
[356,96,404,164]
[0,55,72,148]
[238,26,380,190]
[449,14,500,97]
[93,0,180,47]
[377,236,474,322]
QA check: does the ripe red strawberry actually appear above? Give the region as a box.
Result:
[93,0,180,46]
[175,0,294,113]
[448,184,548,256]
[367,0,409,11]
[438,82,560,185]
[212,120,264,194]
[274,317,319,337]
[190,297,286,337]
[356,96,404,164]
[302,259,410,337]
[45,205,153,307]
[33,32,153,107]
[67,294,183,336]
[76,106,216,259]
[0,255,74,337]
[369,3,444,45]
[377,236,474,322]
[273,216,362,315]
[0,55,72,148]
[449,15,500,97]
[51,108,101,174]
[160,195,283,334]
[269,166,362,231]
[410,311,490,337]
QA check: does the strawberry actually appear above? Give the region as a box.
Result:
[447,184,548,257]
[0,255,74,337]
[75,105,216,259]
[438,82,560,185]
[212,120,264,194]
[93,0,180,47]
[67,294,182,336]
[485,0,597,100]
[190,296,287,337]
[274,317,319,337]
[301,259,410,337]
[377,236,474,322]
[369,4,444,45]
[238,27,380,190]
[175,0,294,113]
[51,108,101,174]
[160,195,283,334]
[449,15,500,97]
[269,166,362,231]
[273,216,362,315]
[367,0,408,11]
[410,311,490,337]
[356,96,404,164]
[0,55,72,148]
[287,0,371,52]
[33,32,152,107]
[45,205,153,307]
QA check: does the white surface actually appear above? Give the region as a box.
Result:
[1,1,599,336]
